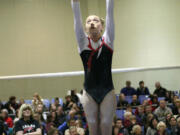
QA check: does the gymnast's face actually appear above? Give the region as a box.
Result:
[85,15,103,37]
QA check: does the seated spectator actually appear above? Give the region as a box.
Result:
[121,81,136,96]
[53,97,61,108]
[153,82,167,97]
[166,116,178,135]
[177,117,180,135]
[137,81,150,96]
[131,95,140,106]
[68,126,82,135]
[128,115,138,133]
[155,121,169,135]
[136,105,152,129]
[145,105,153,115]
[35,103,46,121]
[65,118,84,135]
[164,91,171,103]
[148,95,159,111]
[14,109,20,124]
[63,95,74,113]
[165,113,173,128]
[131,125,142,135]
[168,92,176,103]
[146,117,158,135]
[171,99,180,115]
[144,113,155,132]
[75,119,84,128]
[154,100,172,122]
[0,114,8,135]
[50,104,57,112]
[45,114,55,132]
[4,96,19,114]
[0,100,4,110]
[32,93,43,111]
[142,100,150,107]
[112,125,121,135]
[75,119,85,134]
[170,95,179,110]
[71,103,81,116]
[1,109,13,128]
[33,113,46,135]
[123,112,132,129]
[113,118,129,135]
[135,105,144,115]
[126,104,133,114]
[14,104,41,135]
[135,105,145,126]
[117,94,128,108]
[56,106,66,126]
[70,90,79,104]
[50,111,59,127]
[48,127,60,135]
[18,98,25,108]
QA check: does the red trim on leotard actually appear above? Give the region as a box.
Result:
[87,37,113,71]
[87,37,104,51]
[101,37,113,53]
[87,38,94,51]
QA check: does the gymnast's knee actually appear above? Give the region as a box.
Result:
[87,118,97,126]
[100,118,112,128]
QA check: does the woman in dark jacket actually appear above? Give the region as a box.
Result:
[146,117,158,135]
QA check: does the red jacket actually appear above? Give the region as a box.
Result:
[5,117,13,128]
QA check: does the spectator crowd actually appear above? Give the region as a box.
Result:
[0,81,180,135]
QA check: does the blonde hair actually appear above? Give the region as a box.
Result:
[33,93,43,104]
[100,18,105,27]
[124,111,132,118]
[19,104,34,119]
[47,127,58,135]
[157,121,166,130]
[175,99,180,104]
[131,125,141,134]
[69,126,77,133]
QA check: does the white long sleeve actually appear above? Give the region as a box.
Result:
[71,0,88,52]
[103,0,115,49]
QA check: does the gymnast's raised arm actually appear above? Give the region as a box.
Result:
[103,0,115,49]
[71,0,87,52]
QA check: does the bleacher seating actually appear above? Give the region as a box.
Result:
[51,98,63,106]
[116,109,125,119]
[24,99,32,104]
[43,99,51,109]
[125,96,133,104]
[158,97,165,101]
[138,95,150,104]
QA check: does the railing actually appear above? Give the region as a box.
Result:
[0,65,180,80]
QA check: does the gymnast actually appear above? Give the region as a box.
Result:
[71,0,116,135]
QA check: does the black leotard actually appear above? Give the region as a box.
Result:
[80,38,114,104]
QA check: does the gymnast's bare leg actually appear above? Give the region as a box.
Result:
[80,90,116,135]
[100,90,116,135]
[80,90,99,135]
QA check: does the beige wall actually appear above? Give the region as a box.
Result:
[0,0,180,100]
[114,0,180,68]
